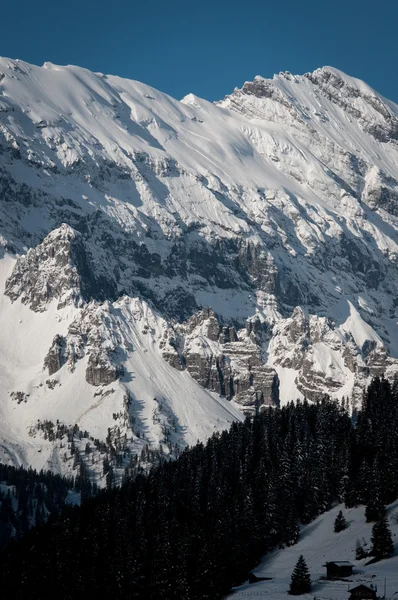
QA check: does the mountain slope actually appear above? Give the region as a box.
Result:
[228,500,398,600]
[1,57,398,476]
[0,250,242,480]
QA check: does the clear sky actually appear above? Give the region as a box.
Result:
[1,0,397,103]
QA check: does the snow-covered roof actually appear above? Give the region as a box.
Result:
[327,561,354,566]
[348,582,377,591]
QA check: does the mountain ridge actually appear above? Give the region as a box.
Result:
[1,57,398,479]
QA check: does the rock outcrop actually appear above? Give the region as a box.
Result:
[5,224,115,311]
[44,334,67,376]
[162,309,279,412]
[43,301,123,386]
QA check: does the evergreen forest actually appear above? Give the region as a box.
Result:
[1,376,398,599]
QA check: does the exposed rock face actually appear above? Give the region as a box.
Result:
[305,68,398,144]
[44,334,67,375]
[5,224,115,311]
[162,309,279,412]
[361,166,398,216]
[268,304,397,405]
[85,351,121,386]
[221,339,279,410]
[43,301,124,386]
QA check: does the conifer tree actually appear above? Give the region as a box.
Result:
[355,539,368,560]
[370,517,394,560]
[365,459,385,522]
[365,497,385,523]
[334,510,347,532]
[289,555,311,595]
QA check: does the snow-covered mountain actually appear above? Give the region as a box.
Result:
[2,57,398,479]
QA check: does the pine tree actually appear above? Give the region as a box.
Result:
[289,555,311,595]
[355,538,368,560]
[334,510,347,533]
[365,460,385,522]
[370,517,394,560]
[365,497,385,523]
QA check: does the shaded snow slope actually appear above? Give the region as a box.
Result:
[2,58,398,475]
[228,500,398,600]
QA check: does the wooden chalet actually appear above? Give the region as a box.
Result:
[348,583,377,600]
[325,561,354,579]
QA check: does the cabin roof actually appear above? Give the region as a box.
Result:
[326,561,354,567]
[348,582,376,592]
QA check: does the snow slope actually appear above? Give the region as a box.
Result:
[0,251,242,481]
[228,501,398,600]
[2,58,398,475]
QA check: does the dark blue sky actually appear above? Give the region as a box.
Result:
[1,0,397,103]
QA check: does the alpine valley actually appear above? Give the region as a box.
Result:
[1,57,398,483]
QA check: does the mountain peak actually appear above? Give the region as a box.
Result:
[2,56,398,478]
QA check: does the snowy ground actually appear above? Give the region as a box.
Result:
[227,501,398,600]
